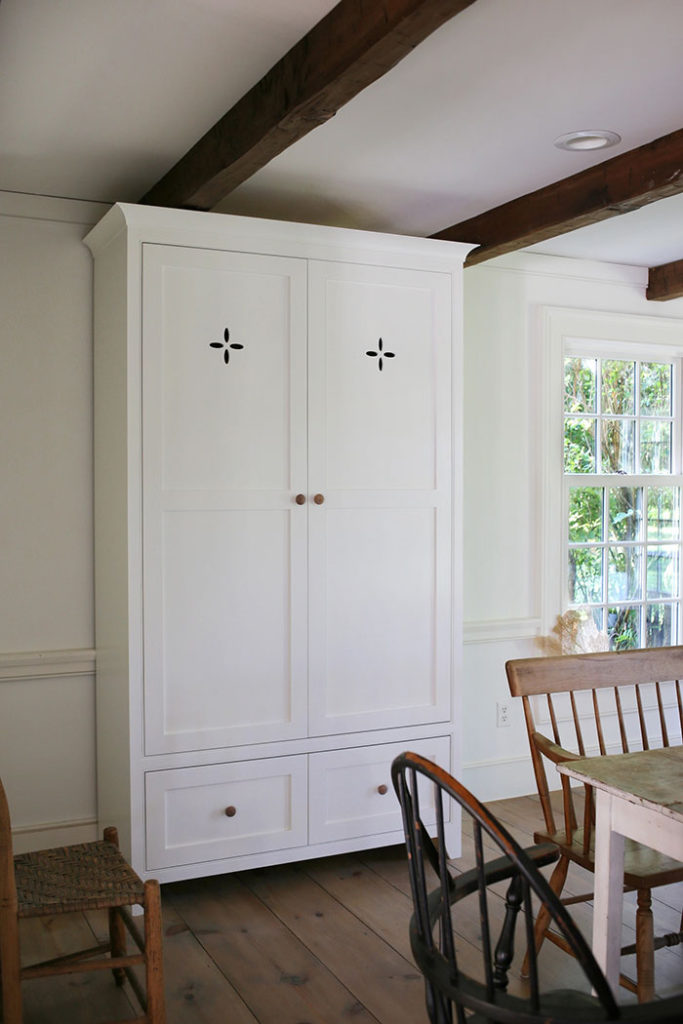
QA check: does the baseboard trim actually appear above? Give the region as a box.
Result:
[11,816,99,854]
[462,754,543,801]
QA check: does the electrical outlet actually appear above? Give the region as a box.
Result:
[496,700,511,728]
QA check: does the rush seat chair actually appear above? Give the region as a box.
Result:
[0,776,165,1023]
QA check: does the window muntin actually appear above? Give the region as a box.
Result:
[564,357,673,475]
[563,352,682,650]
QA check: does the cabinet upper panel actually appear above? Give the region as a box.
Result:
[143,245,307,495]
[309,262,452,494]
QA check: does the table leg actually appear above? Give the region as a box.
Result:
[592,788,625,994]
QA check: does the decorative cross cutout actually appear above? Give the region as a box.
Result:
[209,327,244,365]
[366,337,395,371]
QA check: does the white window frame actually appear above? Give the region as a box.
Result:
[541,308,683,643]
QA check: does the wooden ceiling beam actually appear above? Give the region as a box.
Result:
[140,0,476,211]
[432,127,683,268]
[647,258,683,301]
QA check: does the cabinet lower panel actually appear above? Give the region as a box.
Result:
[143,735,450,874]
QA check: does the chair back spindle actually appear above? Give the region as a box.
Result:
[569,691,586,755]
[506,646,683,1003]
[508,648,683,858]
[614,686,629,752]
[392,752,636,1024]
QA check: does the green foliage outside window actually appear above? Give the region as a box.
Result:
[563,355,679,650]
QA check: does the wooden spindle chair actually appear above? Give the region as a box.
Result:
[506,646,683,1003]
[0,775,165,1023]
[392,751,683,1023]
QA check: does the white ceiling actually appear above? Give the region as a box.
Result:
[3,0,683,267]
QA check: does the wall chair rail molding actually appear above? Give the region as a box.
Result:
[463,618,541,644]
[0,648,96,682]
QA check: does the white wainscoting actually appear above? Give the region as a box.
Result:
[462,752,538,802]
[0,648,98,852]
[461,629,542,800]
[0,194,103,850]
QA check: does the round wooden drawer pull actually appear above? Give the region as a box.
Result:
[313,493,325,505]
[295,493,306,505]
[224,806,237,817]
[377,784,388,795]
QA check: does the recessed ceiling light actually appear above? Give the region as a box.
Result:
[553,130,622,152]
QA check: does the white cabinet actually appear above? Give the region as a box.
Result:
[85,204,470,882]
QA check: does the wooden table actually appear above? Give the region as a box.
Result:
[558,745,683,995]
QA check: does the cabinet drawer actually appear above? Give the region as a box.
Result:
[309,736,450,844]
[145,756,307,869]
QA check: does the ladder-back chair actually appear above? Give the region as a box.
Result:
[506,646,683,1003]
[0,775,165,1023]
[391,750,683,1024]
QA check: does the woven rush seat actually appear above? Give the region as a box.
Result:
[1,775,165,1023]
[14,838,146,917]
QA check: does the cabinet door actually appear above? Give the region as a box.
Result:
[142,245,308,754]
[308,262,453,734]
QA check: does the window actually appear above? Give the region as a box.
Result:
[563,347,683,649]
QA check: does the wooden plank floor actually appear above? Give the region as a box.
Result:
[17,792,682,1023]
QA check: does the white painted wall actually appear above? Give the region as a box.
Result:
[462,252,683,799]
[3,190,683,843]
[0,192,107,851]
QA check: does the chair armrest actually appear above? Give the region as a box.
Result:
[449,844,559,904]
[533,732,590,845]
[531,731,580,765]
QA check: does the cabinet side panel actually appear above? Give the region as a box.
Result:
[93,238,134,858]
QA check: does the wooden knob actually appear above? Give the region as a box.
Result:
[313,493,325,505]
[377,784,388,796]
[224,806,237,817]
[295,493,306,505]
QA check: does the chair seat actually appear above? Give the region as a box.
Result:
[534,827,683,888]
[14,838,145,917]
